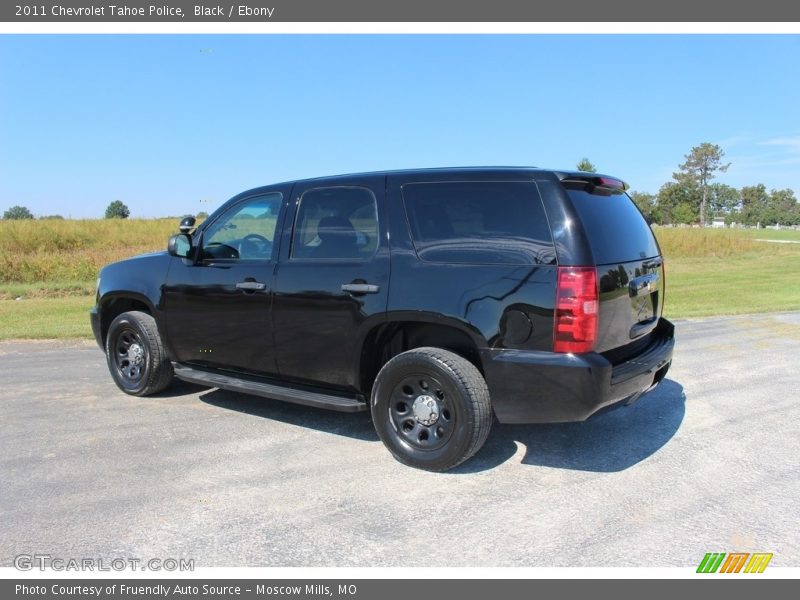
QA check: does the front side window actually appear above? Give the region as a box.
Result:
[291,187,378,260]
[401,181,556,265]
[202,193,282,261]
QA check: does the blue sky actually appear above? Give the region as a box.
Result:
[1,34,799,218]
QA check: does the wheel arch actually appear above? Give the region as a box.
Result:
[98,292,158,347]
[356,314,486,397]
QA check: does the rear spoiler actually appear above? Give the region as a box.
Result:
[557,172,630,195]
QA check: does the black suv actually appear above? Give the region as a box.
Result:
[91,167,674,471]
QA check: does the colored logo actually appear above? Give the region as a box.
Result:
[697,552,773,573]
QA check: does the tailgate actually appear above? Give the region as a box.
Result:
[560,178,665,356]
[596,257,664,353]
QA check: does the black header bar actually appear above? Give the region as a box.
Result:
[3,1,800,23]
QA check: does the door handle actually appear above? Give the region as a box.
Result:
[628,273,659,297]
[341,283,380,294]
[236,280,266,291]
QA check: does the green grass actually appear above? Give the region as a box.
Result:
[739,228,800,241]
[653,227,758,257]
[0,218,176,339]
[654,227,800,317]
[0,295,95,340]
[1,223,799,339]
[0,218,177,283]
[0,281,95,300]
[663,253,800,317]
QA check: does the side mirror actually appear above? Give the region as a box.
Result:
[168,233,192,258]
[179,215,196,234]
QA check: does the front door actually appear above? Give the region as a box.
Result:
[162,190,286,376]
[272,176,389,390]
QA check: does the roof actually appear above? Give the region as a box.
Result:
[275,166,544,186]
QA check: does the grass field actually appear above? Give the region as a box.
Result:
[653,227,800,317]
[0,296,95,340]
[0,218,176,339]
[1,220,799,339]
[0,218,175,284]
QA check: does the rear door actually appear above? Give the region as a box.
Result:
[272,175,389,390]
[564,184,664,353]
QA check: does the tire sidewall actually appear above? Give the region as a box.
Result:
[371,353,478,470]
[105,314,153,395]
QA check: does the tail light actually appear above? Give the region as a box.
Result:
[554,266,598,353]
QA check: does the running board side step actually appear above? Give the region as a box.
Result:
[173,364,368,413]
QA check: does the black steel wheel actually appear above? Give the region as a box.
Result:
[389,373,456,452]
[113,327,146,385]
[105,311,173,396]
[371,347,492,471]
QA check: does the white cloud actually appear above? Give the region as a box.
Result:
[716,134,750,149]
[759,136,800,151]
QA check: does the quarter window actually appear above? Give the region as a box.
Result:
[401,181,555,265]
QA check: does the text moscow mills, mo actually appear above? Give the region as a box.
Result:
[16,584,359,597]
[15,5,276,18]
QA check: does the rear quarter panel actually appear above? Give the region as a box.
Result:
[386,171,557,352]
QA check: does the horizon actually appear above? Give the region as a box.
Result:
[1,34,799,218]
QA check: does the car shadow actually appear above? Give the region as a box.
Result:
[195,378,685,473]
[151,380,209,398]
[198,388,379,442]
[454,378,686,474]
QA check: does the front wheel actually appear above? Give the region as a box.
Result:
[371,347,492,471]
[105,311,173,396]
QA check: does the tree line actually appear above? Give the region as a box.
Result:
[5,147,799,226]
[3,200,131,220]
[579,143,800,227]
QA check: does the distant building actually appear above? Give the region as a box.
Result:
[711,217,726,228]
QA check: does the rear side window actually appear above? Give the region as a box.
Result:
[401,181,555,265]
[566,189,660,264]
[291,186,378,260]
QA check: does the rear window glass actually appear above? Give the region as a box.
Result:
[401,181,556,265]
[566,189,660,264]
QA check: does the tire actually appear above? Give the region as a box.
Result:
[105,311,173,396]
[371,347,492,472]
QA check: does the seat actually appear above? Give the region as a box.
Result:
[311,215,360,259]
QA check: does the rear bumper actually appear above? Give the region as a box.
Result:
[89,306,103,348]
[482,318,675,423]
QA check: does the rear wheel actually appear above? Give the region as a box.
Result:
[371,347,492,471]
[105,311,173,396]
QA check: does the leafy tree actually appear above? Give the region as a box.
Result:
[39,214,64,220]
[196,211,209,220]
[740,184,769,226]
[576,158,597,173]
[765,188,800,226]
[104,200,130,219]
[674,143,730,226]
[657,181,699,225]
[630,191,659,223]
[3,205,34,220]
[706,183,741,217]
[672,202,698,225]
[738,187,799,226]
